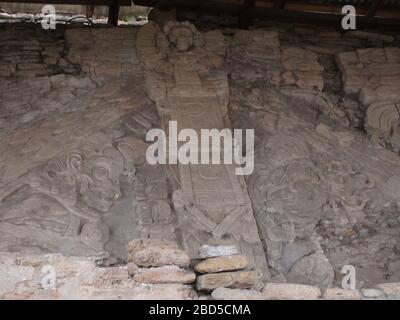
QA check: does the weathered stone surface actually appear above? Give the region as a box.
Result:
[365,101,400,152]
[66,28,139,82]
[286,251,335,288]
[148,8,176,28]
[233,32,400,289]
[194,255,249,274]
[0,253,198,300]
[230,31,324,91]
[361,288,385,300]
[1,22,400,297]
[137,21,269,279]
[196,271,258,291]
[375,283,400,299]
[211,287,264,300]
[127,263,139,276]
[0,25,72,79]
[0,23,177,262]
[129,247,191,268]
[323,288,361,300]
[262,283,321,300]
[344,30,394,43]
[133,265,196,284]
[127,239,179,255]
[89,284,198,300]
[198,245,239,259]
[334,45,400,152]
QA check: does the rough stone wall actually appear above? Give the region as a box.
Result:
[227,26,400,289]
[0,23,176,262]
[2,242,400,300]
[0,252,197,300]
[65,27,141,83]
[1,21,400,299]
[0,24,76,78]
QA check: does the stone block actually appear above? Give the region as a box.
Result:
[361,288,385,300]
[262,283,321,300]
[196,271,258,291]
[198,245,239,259]
[323,288,361,300]
[133,266,196,284]
[194,255,249,274]
[128,247,191,268]
[128,239,179,253]
[211,287,264,300]
[375,283,400,300]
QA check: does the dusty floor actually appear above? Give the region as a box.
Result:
[0,20,400,291]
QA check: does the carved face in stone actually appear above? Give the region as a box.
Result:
[168,26,194,52]
[77,147,124,213]
[163,21,200,52]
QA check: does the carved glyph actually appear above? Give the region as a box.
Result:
[366,101,400,152]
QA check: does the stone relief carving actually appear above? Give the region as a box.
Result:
[366,101,400,152]
[137,21,269,279]
[231,79,400,287]
[0,133,125,255]
[228,27,400,286]
[336,47,400,152]
[1,22,399,290]
[0,61,162,258]
[248,133,333,286]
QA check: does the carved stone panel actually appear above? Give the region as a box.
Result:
[137,21,269,279]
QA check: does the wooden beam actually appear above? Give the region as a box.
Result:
[239,0,256,28]
[367,0,384,17]
[158,0,173,10]
[0,0,131,5]
[244,0,256,10]
[274,0,286,9]
[108,0,120,26]
[112,0,400,29]
[249,6,400,29]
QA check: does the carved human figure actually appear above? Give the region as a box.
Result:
[137,21,269,279]
[74,146,123,215]
[248,134,333,284]
[137,20,228,115]
[164,21,196,52]
[0,136,125,255]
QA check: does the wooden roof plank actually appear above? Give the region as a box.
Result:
[0,0,131,6]
[367,0,384,17]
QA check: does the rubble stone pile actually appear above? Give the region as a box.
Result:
[1,240,400,299]
[127,239,196,285]
[193,245,263,300]
[195,245,256,291]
